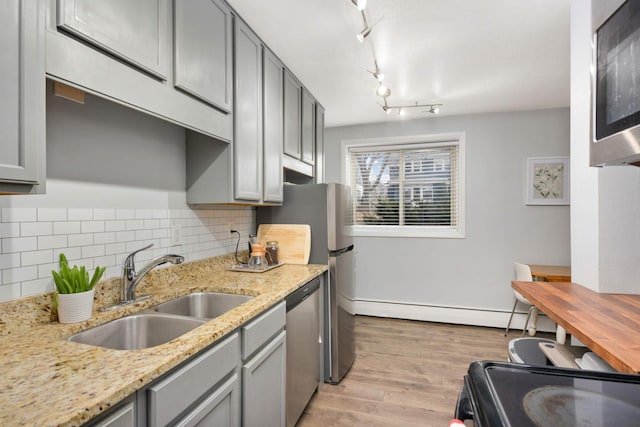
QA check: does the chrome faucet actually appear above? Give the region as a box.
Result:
[121,244,184,303]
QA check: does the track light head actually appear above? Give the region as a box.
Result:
[356,26,372,42]
[398,108,406,116]
[376,83,391,98]
[373,71,384,82]
[430,106,440,114]
[351,0,367,11]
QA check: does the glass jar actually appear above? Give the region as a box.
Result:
[265,241,279,266]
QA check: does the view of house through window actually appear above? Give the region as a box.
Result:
[345,134,465,238]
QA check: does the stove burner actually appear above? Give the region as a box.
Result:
[523,386,640,427]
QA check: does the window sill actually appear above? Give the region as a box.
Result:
[349,225,465,239]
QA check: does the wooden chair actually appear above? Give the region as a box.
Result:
[505,262,538,336]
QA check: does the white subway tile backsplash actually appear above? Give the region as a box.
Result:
[105,220,126,232]
[67,234,93,247]
[37,208,67,222]
[105,242,126,255]
[68,208,93,221]
[0,207,254,300]
[2,208,37,223]
[21,278,53,296]
[135,230,153,241]
[81,221,105,233]
[21,249,54,266]
[2,237,38,253]
[3,266,38,284]
[54,221,81,235]
[94,232,116,245]
[115,209,135,220]
[115,231,136,242]
[125,219,144,230]
[20,222,53,237]
[0,223,20,239]
[0,253,20,270]
[143,219,160,229]
[93,209,116,221]
[0,283,21,302]
[42,236,64,252]
[82,245,105,259]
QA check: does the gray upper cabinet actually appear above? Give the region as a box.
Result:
[57,0,168,79]
[0,0,46,194]
[315,103,325,183]
[283,70,302,160]
[233,18,262,201]
[46,0,232,142]
[174,0,232,112]
[262,48,284,203]
[301,88,315,166]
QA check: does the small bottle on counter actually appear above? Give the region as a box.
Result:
[266,241,279,266]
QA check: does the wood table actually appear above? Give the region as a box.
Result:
[528,264,571,282]
[512,280,640,374]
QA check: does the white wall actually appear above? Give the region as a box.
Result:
[570,0,640,294]
[325,108,570,327]
[0,90,254,301]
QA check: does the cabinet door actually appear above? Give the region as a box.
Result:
[57,0,168,79]
[175,373,240,427]
[233,19,262,201]
[242,330,286,427]
[0,0,44,190]
[315,103,325,183]
[174,0,232,112]
[263,48,284,203]
[301,88,315,165]
[91,399,135,427]
[283,70,302,160]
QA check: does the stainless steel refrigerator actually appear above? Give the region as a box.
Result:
[257,183,355,384]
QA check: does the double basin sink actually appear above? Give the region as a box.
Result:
[68,293,254,350]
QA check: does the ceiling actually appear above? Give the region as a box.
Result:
[226,0,570,128]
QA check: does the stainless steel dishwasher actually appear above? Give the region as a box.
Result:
[285,277,320,427]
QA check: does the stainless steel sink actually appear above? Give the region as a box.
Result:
[150,292,254,319]
[68,313,206,350]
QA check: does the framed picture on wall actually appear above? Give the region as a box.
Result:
[526,157,570,205]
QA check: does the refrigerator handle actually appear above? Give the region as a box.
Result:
[329,245,354,257]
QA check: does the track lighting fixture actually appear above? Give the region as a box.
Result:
[378,100,443,116]
[376,83,391,98]
[351,0,367,11]
[356,15,381,43]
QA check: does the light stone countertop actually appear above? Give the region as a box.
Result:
[0,254,327,427]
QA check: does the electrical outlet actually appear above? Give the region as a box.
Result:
[170,224,182,246]
[228,220,235,233]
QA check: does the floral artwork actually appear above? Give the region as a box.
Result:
[526,157,569,205]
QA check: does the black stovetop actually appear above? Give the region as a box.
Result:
[466,361,640,427]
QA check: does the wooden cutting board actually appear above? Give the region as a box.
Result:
[257,224,311,265]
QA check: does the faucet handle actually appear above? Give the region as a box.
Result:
[124,243,154,270]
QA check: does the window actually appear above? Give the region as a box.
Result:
[343,133,465,238]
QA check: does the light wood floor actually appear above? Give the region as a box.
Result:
[298,315,539,427]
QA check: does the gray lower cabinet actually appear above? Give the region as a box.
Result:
[86,396,136,427]
[174,0,232,112]
[0,0,46,194]
[241,302,286,427]
[146,332,241,427]
[262,48,284,203]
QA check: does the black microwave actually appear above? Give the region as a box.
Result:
[591,0,640,166]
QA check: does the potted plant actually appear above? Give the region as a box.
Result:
[52,253,106,323]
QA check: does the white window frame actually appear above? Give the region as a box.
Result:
[342,132,465,239]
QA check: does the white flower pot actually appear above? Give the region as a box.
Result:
[57,288,95,323]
